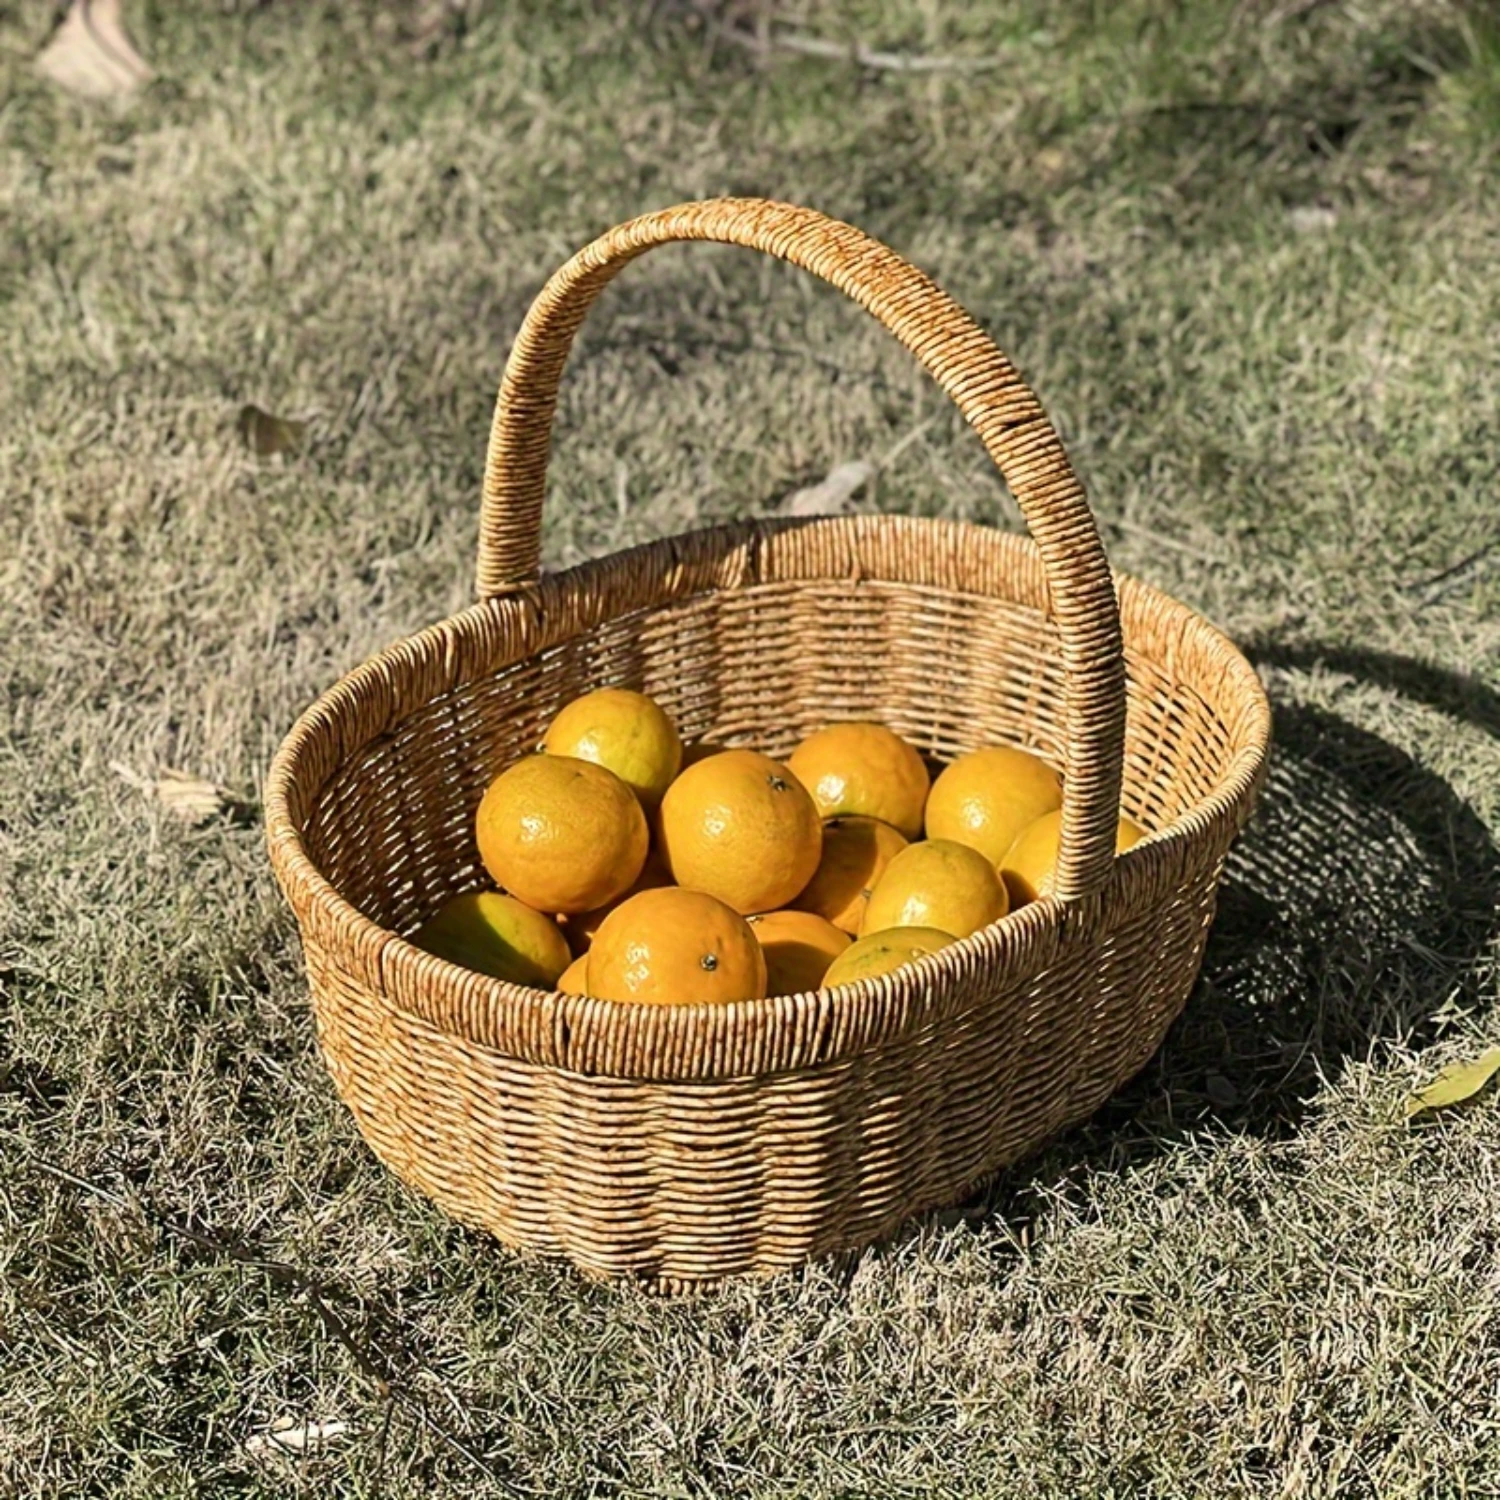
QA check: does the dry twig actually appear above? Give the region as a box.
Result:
[713,19,1009,74]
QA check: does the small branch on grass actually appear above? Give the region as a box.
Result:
[712,19,1010,74]
[27,1153,521,1493]
[1108,517,1227,565]
[593,327,899,393]
[876,415,940,468]
[1399,538,1500,606]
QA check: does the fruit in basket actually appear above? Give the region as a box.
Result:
[476,754,648,914]
[792,814,909,935]
[410,891,572,988]
[588,887,768,1004]
[748,910,851,996]
[542,687,682,808]
[1000,809,1148,907]
[861,837,1008,940]
[787,722,930,839]
[556,952,591,995]
[924,745,1063,866]
[658,749,822,915]
[564,846,673,956]
[821,925,957,989]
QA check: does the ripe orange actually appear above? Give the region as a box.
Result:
[1000,809,1148,907]
[821,926,956,989]
[793,815,909,935]
[924,746,1063,866]
[542,687,682,807]
[556,952,591,995]
[410,891,572,988]
[787,722,930,839]
[657,749,822,915]
[747,910,851,996]
[563,846,673,956]
[588,887,768,1005]
[860,838,1008,940]
[476,754,648,914]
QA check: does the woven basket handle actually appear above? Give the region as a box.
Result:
[478,197,1126,901]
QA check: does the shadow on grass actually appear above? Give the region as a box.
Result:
[943,644,1500,1234]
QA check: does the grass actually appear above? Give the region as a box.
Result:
[2,0,1500,1493]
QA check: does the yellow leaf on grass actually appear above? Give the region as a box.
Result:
[35,0,153,100]
[245,1418,351,1460]
[238,404,306,456]
[155,771,229,825]
[780,460,874,517]
[1404,1046,1500,1119]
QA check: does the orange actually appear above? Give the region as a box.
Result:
[647,738,727,849]
[747,910,851,996]
[924,746,1063,866]
[793,815,910,935]
[657,749,822,915]
[563,846,673,956]
[476,754,648,914]
[542,687,683,807]
[860,838,1008,940]
[588,887,768,1005]
[556,952,591,995]
[1000,809,1148,907]
[410,891,572,988]
[787,722,930,839]
[821,926,956,989]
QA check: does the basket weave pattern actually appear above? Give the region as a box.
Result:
[266,200,1270,1283]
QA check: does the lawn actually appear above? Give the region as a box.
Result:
[3,0,1500,1494]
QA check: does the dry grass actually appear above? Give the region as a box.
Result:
[3,1,1500,1494]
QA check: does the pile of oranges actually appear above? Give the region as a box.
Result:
[411,687,1146,1004]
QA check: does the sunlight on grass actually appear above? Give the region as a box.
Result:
[2,1,1499,1494]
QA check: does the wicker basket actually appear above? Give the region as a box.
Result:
[265,198,1271,1286]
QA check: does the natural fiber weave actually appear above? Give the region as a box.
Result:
[264,199,1271,1284]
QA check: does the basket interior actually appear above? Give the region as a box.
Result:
[300,572,1249,942]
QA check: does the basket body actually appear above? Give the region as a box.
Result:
[266,514,1269,1283]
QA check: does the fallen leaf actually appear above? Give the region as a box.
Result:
[1204,1072,1239,1110]
[1287,204,1338,235]
[154,771,233,825]
[35,0,153,100]
[1404,1045,1500,1119]
[238,404,307,457]
[245,1418,351,1459]
[113,763,246,826]
[780,459,874,517]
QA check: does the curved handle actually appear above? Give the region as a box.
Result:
[478,197,1126,900]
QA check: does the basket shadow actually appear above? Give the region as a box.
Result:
[933,645,1500,1239]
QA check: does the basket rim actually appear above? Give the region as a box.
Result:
[264,514,1271,1082]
